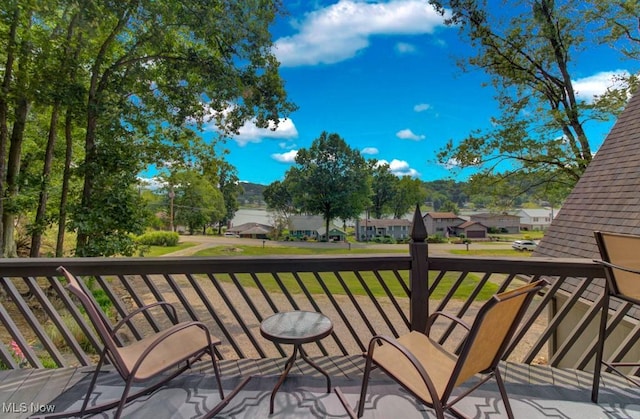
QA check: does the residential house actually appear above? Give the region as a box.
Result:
[452,220,488,239]
[470,213,520,234]
[423,212,466,237]
[288,215,346,241]
[535,91,640,369]
[516,208,554,231]
[226,222,273,239]
[355,218,412,241]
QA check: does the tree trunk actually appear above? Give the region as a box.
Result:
[56,110,74,257]
[3,97,30,257]
[0,8,20,256]
[31,103,60,257]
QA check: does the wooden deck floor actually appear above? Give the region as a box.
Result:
[1,356,639,418]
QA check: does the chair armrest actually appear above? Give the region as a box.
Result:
[594,259,640,275]
[368,335,443,411]
[112,301,179,335]
[425,311,471,336]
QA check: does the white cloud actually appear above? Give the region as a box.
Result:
[413,103,431,112]
[396,128,425,141]
[441,158,461,170]
[377,159,420,177]
[573,70,630,103]
[274,0,448,66]
[271,149,298,163]
[138,176,165,190]
[228,118,299,147]
[362,147,379,155]
[395,42,416,54]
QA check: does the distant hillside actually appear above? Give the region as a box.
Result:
[238,182,266,207]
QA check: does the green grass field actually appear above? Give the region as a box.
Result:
[140,242,197,257]
[144,242,501,301]
[449,249,532,257]
[193,245,408,257]
[204,270,498,301]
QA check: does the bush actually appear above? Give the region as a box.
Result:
[427,235,448,243]
[135,231,180,246]
[45,312,98,354]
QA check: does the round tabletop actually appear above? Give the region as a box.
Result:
[260,311,333,345]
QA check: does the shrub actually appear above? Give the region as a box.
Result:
[45,312,98,354]
[427,235,448,243]
[135,231,180,246]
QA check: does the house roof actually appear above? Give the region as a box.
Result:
[289,215,341,231]
[424,212,461,219]
[535,91,640,260]
[240,226,272,235]
[358,218,412,227]
[456,220,486,229]
[471,213,519,219]
[228,222,272,233]
[517,208,555,218]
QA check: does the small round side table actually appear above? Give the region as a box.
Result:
[260,310,333,414]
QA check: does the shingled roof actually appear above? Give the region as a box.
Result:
[535,91,640,259]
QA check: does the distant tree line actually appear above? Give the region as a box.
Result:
[262,132,563,238]
[263,132,428,239]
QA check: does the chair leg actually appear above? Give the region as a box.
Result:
[356,354,373,418]
[592,290,609,403]
[80,350,107,415]
[210,348,225,400]
[494,369,514,419]
[114,377,135,419]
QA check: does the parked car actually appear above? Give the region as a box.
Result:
[512,240,537,251]
[223,232,239,238]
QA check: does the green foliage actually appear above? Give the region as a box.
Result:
[428,0,607,197]
[45,313,97,355]
[427,235,448,243]
[369,162,399,219]
[169,168,226,234]
[0,0,295,257]
[392,176,427,218]
[285,132,371,236]
[136,231,180,247]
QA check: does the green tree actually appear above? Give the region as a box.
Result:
[286,132,371,240]
[171,169,225,234]
[264,178,297,219]
[429,0,603,196]
[215,160,243,235]
[0,1,296,257]
[392,176,427,219]
[369,162,399,219]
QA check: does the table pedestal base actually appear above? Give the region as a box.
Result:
[269,344,331,414]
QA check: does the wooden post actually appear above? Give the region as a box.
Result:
[409,204,428,332]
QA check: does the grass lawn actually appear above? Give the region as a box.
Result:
[206,271,498,301]
[140,242,197,257]
[449,249,533,257]
[193,245,408,257]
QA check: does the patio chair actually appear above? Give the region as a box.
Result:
[51,266,242,419]
[592,231,640,402]
[336,279,547,419]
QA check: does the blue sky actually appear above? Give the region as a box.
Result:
[193,0,635,185]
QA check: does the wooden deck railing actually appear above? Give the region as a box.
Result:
[0,212,635,379]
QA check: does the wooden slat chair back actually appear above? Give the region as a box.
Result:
[592,231,640,402]
[336,279,547,419]
[49,266,235,419]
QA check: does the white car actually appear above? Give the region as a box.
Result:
[223,232,239,238]
[512,240,537,251]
